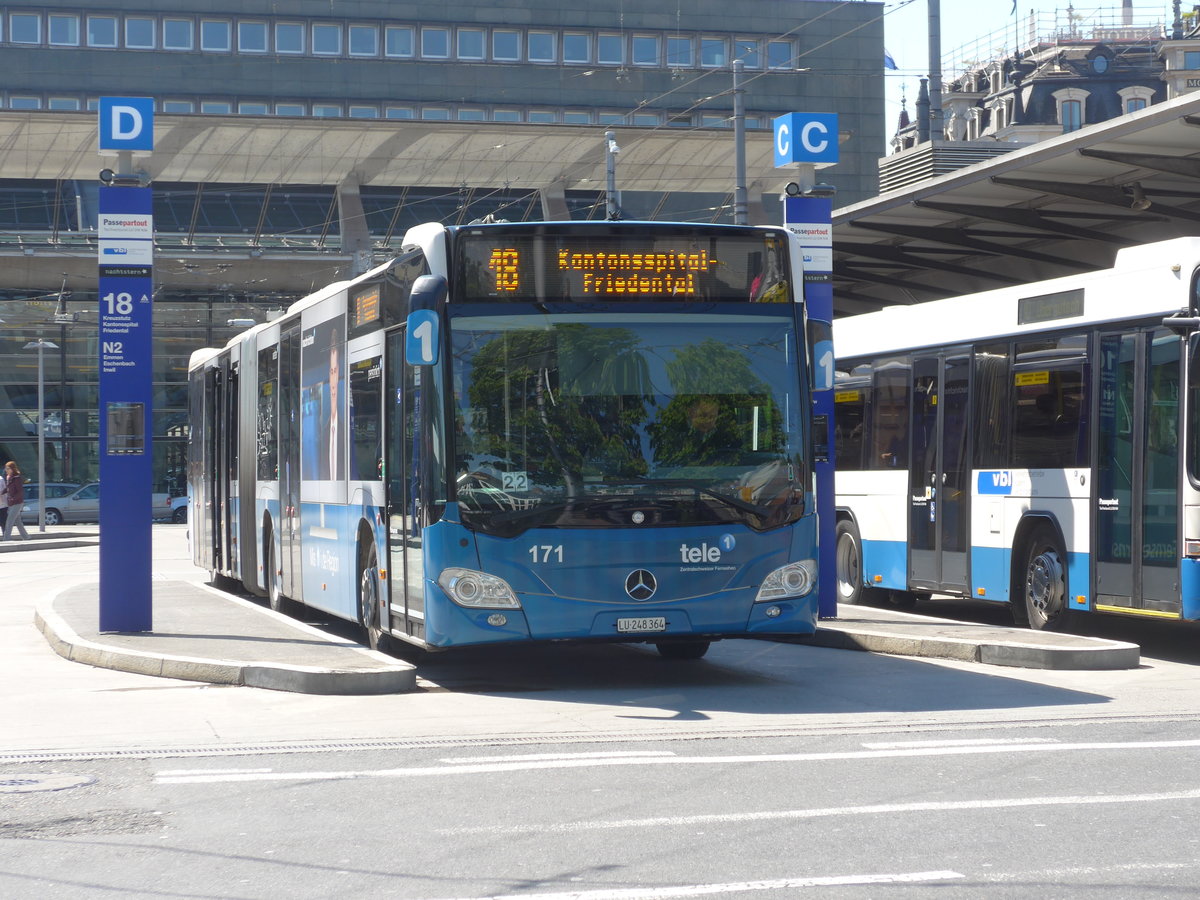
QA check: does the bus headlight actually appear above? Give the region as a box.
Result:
[755,559,817,602]
[438,567,521,609]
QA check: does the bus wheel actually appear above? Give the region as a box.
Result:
[265,531,288,615]
[359,543,389,653]
[835,519,865,605]
[656,640,710,660]
[1020,528,1071,631]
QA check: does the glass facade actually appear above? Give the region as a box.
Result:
[0,290,289,494]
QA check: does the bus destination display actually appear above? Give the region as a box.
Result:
[459,228,789,303]
[490,247,715,297]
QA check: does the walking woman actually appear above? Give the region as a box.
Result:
[2,460,28,540]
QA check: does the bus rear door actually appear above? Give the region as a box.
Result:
[1095,328,1181,616]
[908,351,970,595]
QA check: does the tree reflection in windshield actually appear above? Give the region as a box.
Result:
[451,314,804,532]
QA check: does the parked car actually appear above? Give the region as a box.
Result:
[20,482,172,525]
[169,495,188,524]
[20,482,81,502]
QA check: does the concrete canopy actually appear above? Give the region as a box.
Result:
[832,91,1200,316]
[0,111,779,195]
[0,111,787,293]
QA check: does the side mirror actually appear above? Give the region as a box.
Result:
[409,274,447,311]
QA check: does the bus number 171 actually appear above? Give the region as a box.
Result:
[529,545,564,563]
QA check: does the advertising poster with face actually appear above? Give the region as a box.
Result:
[300,319,345,481]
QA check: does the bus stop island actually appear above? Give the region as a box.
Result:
[30,566,1140,695]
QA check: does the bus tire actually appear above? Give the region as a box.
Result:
[1018,526,1071,631]
[359,541,389,653]
[265,530,290,615]
[656,640,710,660]
[835,518,865,605]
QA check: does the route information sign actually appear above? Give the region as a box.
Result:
[97,185,154,632]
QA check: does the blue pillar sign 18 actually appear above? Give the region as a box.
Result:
[98,185,154,632]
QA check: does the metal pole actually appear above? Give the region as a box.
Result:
[733,60,747,225]
[36,342,45,531]
[605,131,620,220]
[928,0,944,142]
[23,339,58,530]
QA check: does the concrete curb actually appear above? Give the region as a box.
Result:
[0,538,99,553]
[806,615,1140,670]
[34,593,417,695]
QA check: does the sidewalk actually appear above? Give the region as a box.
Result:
[808,604,1139,670]
[36,579,417,695]
[32,575,1140,698]
[0,529,99,552]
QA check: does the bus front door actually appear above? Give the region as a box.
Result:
[278,326,302,601]
[385,329,426,643]
[1095,329,1181,616]
[909,352,970,595]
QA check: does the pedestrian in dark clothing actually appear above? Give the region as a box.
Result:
[2,461,28,540]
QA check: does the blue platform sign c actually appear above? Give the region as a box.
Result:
[774,113,839,167]
[99,97,155,151]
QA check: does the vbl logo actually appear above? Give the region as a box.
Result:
[977,470,1013,495]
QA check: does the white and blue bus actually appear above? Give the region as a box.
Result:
[189,220,820,657]
[833,236,1200,630]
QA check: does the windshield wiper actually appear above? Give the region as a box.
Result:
[628,477,773,518]
[696,487,772,518]
[480,500,571,527]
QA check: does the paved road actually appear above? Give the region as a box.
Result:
[7,527,1200,897]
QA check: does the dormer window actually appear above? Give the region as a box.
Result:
[1052,87,1090,133]
[1118,85,1155,114]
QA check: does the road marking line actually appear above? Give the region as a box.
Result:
[441,751,677,764]
[861,738,1059,749]
[416,870,964,899]
[437,787,1200,836]
[154,737,1200,785]
[155,768,274,776]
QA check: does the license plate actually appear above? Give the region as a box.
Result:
[616,616,667,634]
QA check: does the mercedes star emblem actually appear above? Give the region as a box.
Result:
[625,569,657,601]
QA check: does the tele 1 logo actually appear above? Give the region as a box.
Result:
[679,535,735,563]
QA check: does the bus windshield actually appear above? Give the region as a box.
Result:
[449,311,806,536]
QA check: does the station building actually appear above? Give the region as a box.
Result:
[0,0,884,493]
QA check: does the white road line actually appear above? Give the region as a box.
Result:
[440,752,678,764]
[861,738,1060,750]
[437,787,1200,836]
[416,870,964,900]
[154,737,1200,785]
[155,768,274,776]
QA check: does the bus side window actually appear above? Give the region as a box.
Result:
[834,372,867,469]
[869,360,910,470]
[1011,364,1087,468]
[973,342,1010,469]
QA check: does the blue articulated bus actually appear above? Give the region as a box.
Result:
[189,221,819,657]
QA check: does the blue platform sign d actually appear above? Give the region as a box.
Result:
[99,97,154,151]
[774,113,839,167]
[97,184,154,633]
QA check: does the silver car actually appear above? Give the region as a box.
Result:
[20,482,172,525]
